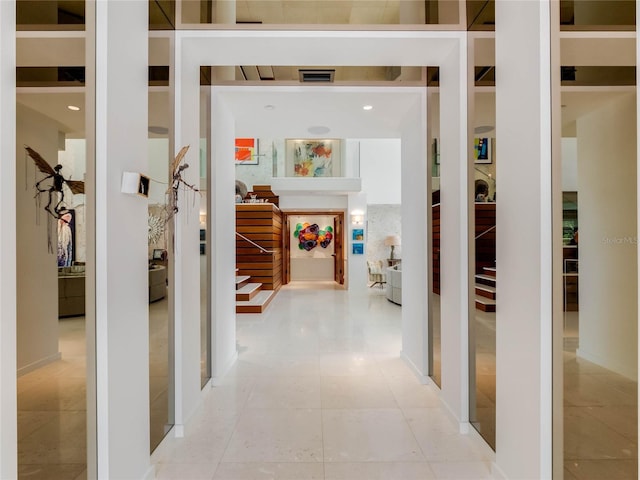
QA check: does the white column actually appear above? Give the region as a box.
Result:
[438,36,470,423]
[92,1,151,477]
[210,89,239,382]
[494,1,554,478]
[172,34,203,431]
[0,1,17,478]
[400,93,430,380]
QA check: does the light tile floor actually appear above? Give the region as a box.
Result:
[154,282,495,479]
[19,282,636,479]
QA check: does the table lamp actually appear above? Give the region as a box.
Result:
[384,235,401,260]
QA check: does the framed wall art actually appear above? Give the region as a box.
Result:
[235,138,259,165]
[474,137,492,164]
[285,139,341,177]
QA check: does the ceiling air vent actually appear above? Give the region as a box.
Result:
[299,69,335,83]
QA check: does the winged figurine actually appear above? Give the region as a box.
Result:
[25,145,85,219]
[166,145,198,223]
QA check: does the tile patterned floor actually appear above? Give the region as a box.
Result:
[16,282,637,479]
[153,283,495,479]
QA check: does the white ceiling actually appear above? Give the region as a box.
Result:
[16,86,634,140]
[220,88,423,138]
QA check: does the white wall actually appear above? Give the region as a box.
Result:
[577,93,638,380]
[366,205,402,263]
[358,138,402,204]
[562,137,578,192]
[16,104,60,373]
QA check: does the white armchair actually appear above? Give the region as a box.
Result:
[367,260,386,288]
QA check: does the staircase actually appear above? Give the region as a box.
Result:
[235,271,277,314]
[475,266,496,312]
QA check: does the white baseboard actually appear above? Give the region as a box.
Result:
[400,350,430,384]
[576,347,636,380]
[491,461,508,480]
[17,352,62,377]
[141,464,155,480]
[212,350,238,386]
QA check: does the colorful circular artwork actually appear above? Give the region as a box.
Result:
[294,223,333,251]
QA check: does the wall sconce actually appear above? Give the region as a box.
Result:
[199,213,207,226]
[350,210,364,225]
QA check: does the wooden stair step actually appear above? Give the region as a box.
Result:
[475,274,496,287]
[236,283,262,301]
[236,290,276,314]
[483,266,497,277]
[235,275,251,289]
[475,284,496,300]
[475,296,496,312]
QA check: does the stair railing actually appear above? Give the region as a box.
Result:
[475,225,496,240]
[235,231,274,254]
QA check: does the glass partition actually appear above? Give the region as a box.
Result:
[557,89,638,478]
[200,86,211,388]
[16,11,91,477]
[148,89,174,452]
[469,90,497,450]
[429,89,441,387]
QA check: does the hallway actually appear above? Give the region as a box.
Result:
[153,282,494,479]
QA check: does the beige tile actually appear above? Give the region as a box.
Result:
[17,411,58,440]
[18,463,86,480]
[18,376,86,412]
[428,461,493,479]
[156,463,217,480]
[158,413,239,464]
[404,409,489,462]
[324,462,435,479]
[222,409,323,462]
[385,376,441,409]
[203,376,256,414]
[320,353,381,376]
[18,412,86,465]
[247,376,321,409]
[321,376,397,409]
[564,374,636,407]
[564,407,637,460]
[322,409,424,462]
[564,459,638,479]
[213,462,324,479]
[228,353,320,377]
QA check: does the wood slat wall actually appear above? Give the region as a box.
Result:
[475,203,496,274]
[431,202,496,294]
[236,203,283,291]
[432,204,440,294]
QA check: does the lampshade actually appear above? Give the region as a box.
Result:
[384,235,401,246]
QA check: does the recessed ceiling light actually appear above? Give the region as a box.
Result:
[264,105,275,110]
[308,126,330,135]
[148,126,169,135]
[67,105,80,111]
[474,125,494,134]
[363,105,373,111]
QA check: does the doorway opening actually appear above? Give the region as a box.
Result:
[283,211,345,287]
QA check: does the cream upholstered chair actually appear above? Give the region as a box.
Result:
[367,260,386,288]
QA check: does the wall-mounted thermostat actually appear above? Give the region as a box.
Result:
[122,171,150,198]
